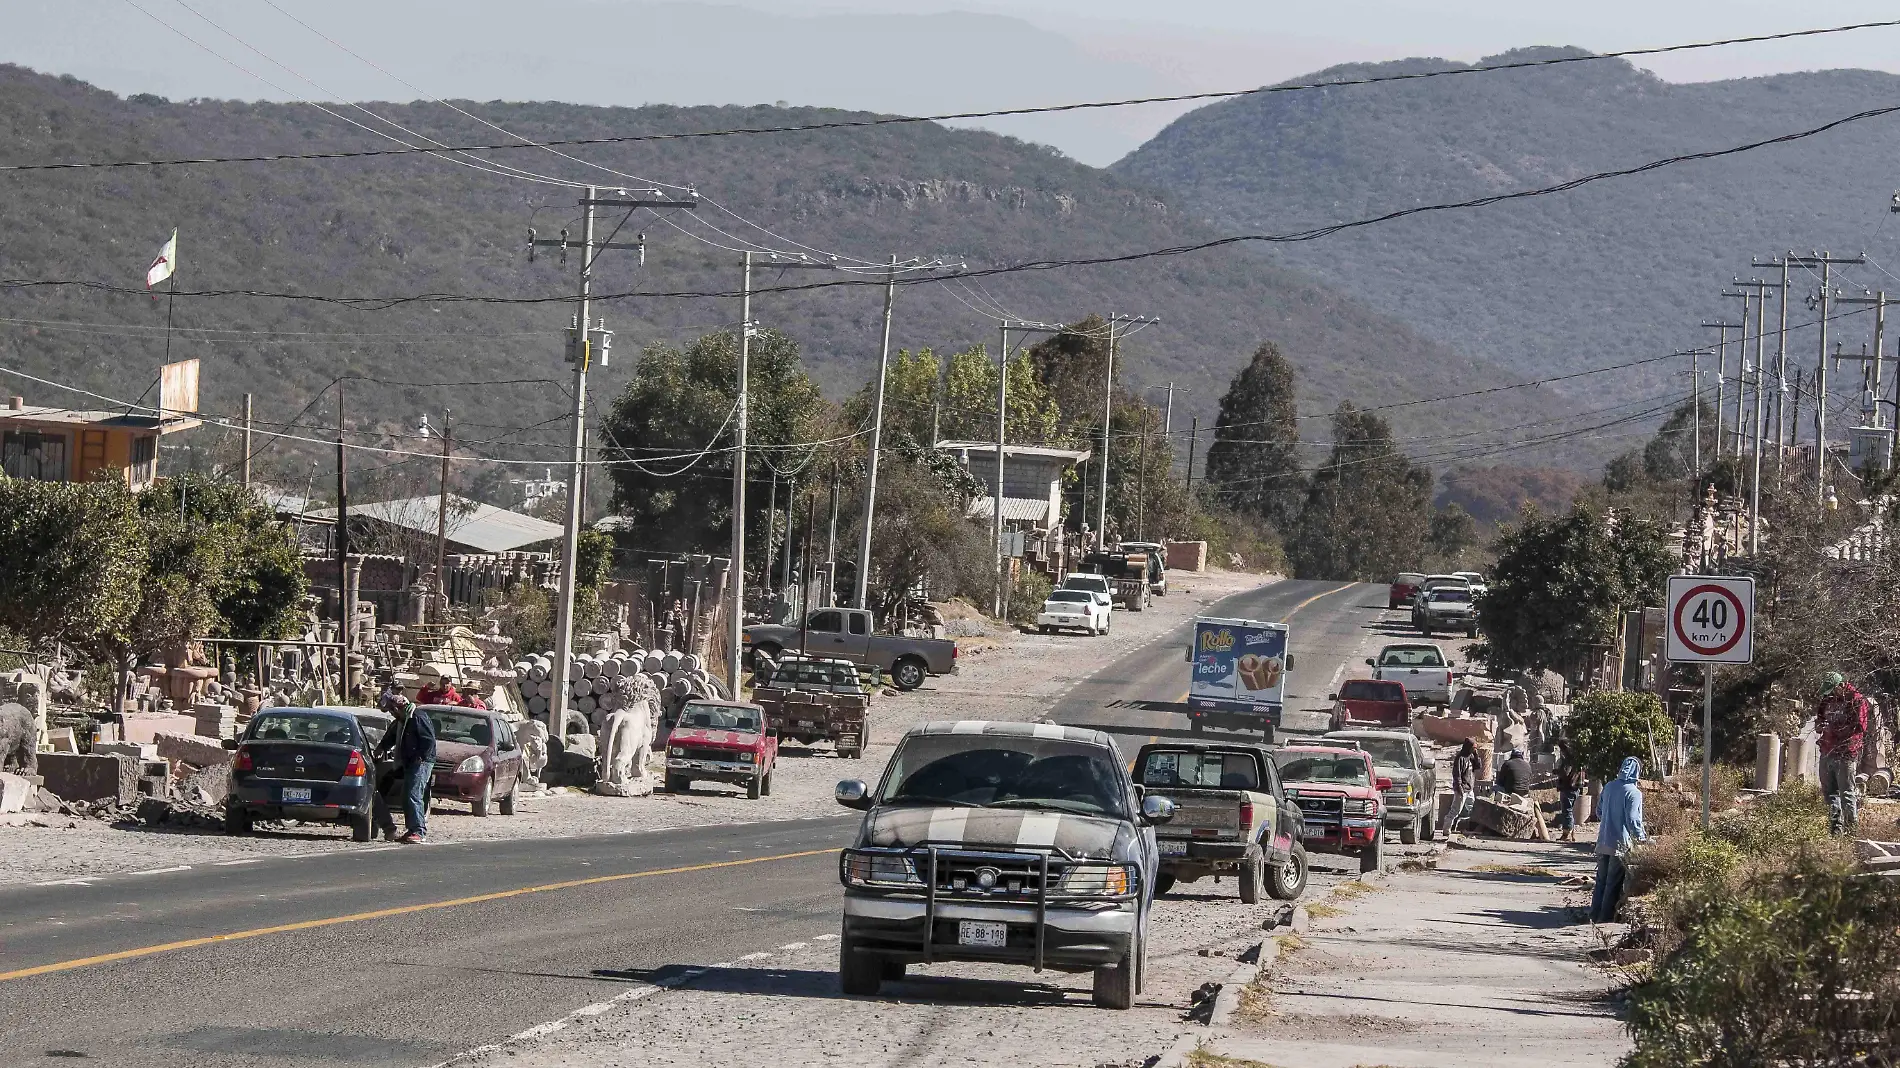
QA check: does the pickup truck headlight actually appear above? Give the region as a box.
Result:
[1344,798,1379,815]
[1061,863,1133,896]
[455,755,485,774]
[842,851,922,887]
[668,746,685,757]
[738,751,755,763]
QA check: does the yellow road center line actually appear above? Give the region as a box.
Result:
[0,847,838,983]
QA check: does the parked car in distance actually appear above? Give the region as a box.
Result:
[1452,571,1488,597]
[223,707,378,841]
[665,699,778,799]
[1368,643,1457,706]
[1132,742,1308,902]
[1389,572,1425,610]
[1116,541,1170,598]
[1272,745,1390,874]
[1416,586,1478,637]
[423,705,524,817]
[1323,729,1439,845]
[834,720,1171,1009]
[1060,572,1115,603]
[745,607,958,691]
[1327,679,1413,731]
[1038,588,1112,635]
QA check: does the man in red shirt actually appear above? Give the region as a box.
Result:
[416,669,462,708]
[1817,671,1870,836]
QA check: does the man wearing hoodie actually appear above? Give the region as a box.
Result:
[1817,671,1870,836]
[1592,757,1648,924]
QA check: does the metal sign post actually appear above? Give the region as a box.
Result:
[1664,575,1756,828]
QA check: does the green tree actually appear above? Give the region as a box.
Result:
[1642,398,1716,482]
[1286,403,1432,581]
[571,528,614,635]
[0,480,146,658]
[1024,315,1111,441]
[1205,340,1304,531]
[1479,505,1673,678]
[1565,689,1671,782]
[1427,503,1480,567]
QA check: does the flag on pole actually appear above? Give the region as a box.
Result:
[146,229,177,288]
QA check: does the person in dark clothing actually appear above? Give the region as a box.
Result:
[1817,671,1870,836]
[1448,739,1482,837]
[374,699,436,843]
[1495,748,1535,796]
[1553,738,1584,843]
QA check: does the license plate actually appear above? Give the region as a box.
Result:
[1159,840,1188,855]
[957,921,1008,948]
[281,786,312,803]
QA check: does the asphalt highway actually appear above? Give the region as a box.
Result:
[0,579,1387,1068]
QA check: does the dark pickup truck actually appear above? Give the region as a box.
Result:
[1133,742,1308,903]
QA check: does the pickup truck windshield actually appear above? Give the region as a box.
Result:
[1379,647,1446,667]
[1137,750,1260,790]
[879,736,1131,818]
[1339,680,1405,702]
[1428,590,1472,604]
[678,703,761,733]
[1343,738,1416,769]
[1275,753,1372,786]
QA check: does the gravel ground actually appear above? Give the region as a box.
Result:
[0,569,1272,885]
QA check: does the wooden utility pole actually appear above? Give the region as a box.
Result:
[434,408,452,614]
[1185,417,1199,494]
[1787,252,1867,505]
[335,382,353,698]
[240,393,253,487]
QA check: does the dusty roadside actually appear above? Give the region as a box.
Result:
[0,568,1274,884]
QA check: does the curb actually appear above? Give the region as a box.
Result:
[1153,906,1305,1068]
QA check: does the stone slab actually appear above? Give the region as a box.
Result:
[120,712,197,745]
[37,752,139,804]
[154,730,232,768]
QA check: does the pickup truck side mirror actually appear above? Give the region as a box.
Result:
[1365,658,1375,667]
[835,779,874,810]
[765,728,779,739]
[1375,777,1394,791]
[1327,693,1338,702]
[1140,795,1176,825]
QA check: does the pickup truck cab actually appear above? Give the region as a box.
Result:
[745,607,957,691]
[1273,745,1389,874]
[834,720,1172,1009]
[1132,742,1308,902]
[1323,729,1439,844]
[1327,678,1413,731]
[664,700,777,799]
[1417,586,1478,637]
[1368,643,1456,706]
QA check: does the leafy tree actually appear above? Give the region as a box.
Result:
[1643,398,1716,482]
[1479,504,1672,679]
[854,345,1059,448]
[1565,690,1671,782]
[0,480,146,658]
[1101,398,1192,542]
[1427,503,1479,566]
[1205,340,1304,531]
[572,528,614,634]
[1024,315,1112,439]
[1286,403,1432,581]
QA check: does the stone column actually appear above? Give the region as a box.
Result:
[1754,733,1782,792]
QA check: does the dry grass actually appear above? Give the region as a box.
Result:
[1304,902,1346,919]
[1473,863,1567,879]
[1183,1049,1283,1068]
[1331,880,1380,897]
[1233,974,1279,1023]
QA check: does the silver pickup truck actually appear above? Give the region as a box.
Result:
[1132,741,1308,903]
[745,608,958,691]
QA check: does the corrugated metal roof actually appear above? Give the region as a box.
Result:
[967,496,1053,523]
[306,494,563,553]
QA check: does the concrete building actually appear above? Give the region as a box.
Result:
[0,395,200,491]
[936,440,1091,576]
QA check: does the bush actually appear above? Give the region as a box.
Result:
[1006,569,1054,627]
[1566,690,1672,782]
[1624,851,1900,1068]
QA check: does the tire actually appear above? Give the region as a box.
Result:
[1239,852,1263,904]
[1038,625,1050,634]
[223,806,253,836]
[839,924,883,997]
[762,770,774,796]
[665,773,690,793]
[1419,812,1434,841]
[349,812,373,842]
[880,959,908,981]
[1267,844,1309,901]
[1420,626,1432,638]
[498,778,519,816]
[1092,929,1138,1010]
[748,772,763,800]
[1400,818,1420,846]
[1190,717,1204,734]
[1154,872,1176,897]
[1360,833,1384,875]
[750,643,782,669]
[471,776,493,817]
[891,658,927,691]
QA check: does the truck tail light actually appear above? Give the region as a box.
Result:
[1238,799,1254,833]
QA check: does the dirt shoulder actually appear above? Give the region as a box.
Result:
[0,569,1275,885]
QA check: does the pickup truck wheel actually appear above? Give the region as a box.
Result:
[1267,844,1309,901]
[471,776,493,818]
[1091,929,1138,1010]
[880,960,907,981]
[839,925,882,997]
[1154,873,1176,897]
[1189,717,1203,734]
[1238,853,1263,904]
[1419,812,1434,840]
[665,774,690,793]
[1400,819,1420,846]
[750,643,782,669]
[891,657,927,691]
[1419,625,1432,637]
[762,770,774,796]
[747,772,763,800]
[1360,833,1385,875]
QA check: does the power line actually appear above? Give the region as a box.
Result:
[8,18,1896,175]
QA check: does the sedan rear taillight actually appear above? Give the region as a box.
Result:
[231,748,253,772]
[343,749,368,777]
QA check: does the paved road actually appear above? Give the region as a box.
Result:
[0,579,1389,1068]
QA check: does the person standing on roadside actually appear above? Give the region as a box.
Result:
[1817,671,1870,836]
[1449,738,1482,838]
[1553,737,1584,843]
[374,698,436,844]
[1592,757,1649,924]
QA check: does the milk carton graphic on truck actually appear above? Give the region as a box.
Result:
[1186,616,1293,740]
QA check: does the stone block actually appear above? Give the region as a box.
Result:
[1164,540,1207,572]
[154,731,231,769]
[92,741,158,760]
[37,752,139,804]
[120,712,197,745]
[0,772,31,814]
[45,727,78,753]
[1471,796,1537,839]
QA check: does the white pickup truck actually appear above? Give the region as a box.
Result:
[1366,642,1457,707]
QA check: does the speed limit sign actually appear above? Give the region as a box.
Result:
[1665,575,1755,664]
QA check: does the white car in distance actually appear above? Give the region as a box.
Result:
[1038,588,1112,636]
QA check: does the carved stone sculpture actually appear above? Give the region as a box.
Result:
[0,702,37,776]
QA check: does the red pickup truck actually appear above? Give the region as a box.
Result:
[1272,745,1390,874]
[1327,679,1413,732]
[663,700,778,799]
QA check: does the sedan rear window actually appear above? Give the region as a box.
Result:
[250,713,358,745]
[1137,750,1259,790]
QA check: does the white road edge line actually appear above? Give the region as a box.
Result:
[126,865,192,876]
[33,878,97,887]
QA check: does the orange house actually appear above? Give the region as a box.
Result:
[0,395,201,491]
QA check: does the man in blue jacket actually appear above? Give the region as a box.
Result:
[375,699,436,844]
[1591,756,1648,923]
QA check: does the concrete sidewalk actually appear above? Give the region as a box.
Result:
[1194,838,1627,1068]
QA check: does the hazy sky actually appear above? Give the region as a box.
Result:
[8,0,1900,165]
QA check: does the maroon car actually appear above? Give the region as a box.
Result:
[421,705,524,817]
[1327,679,1413,732]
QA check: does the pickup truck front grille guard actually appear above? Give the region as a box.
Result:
[903,846,1069,970]
[923,845,938,964]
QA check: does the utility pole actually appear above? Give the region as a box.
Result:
[530,186,696,736]
[1731,279,1777,554]
[1149,382,1188,435]
[1721,288,1752,458]
[434,407,452,615]
[240,393,253,487]
[1834,290,1893,472]
[1752,256,1792,473]
[1787,253,1866,505]
[1136,412,1149,540]
[1097,313,1159,549]
[1701,322,1738,459]
[1185,417,1199,494]
[1689,348,1702,480]
[993,320,1063,619]
[335,382,353,699]
[855,256,899,611]
[825,457,840,608]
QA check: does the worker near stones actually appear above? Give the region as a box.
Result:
[1817,671,1871,836]
[1592,757,1649,923]
[374,698,436,844]
[1448,738,1482,837]
[1552,736,1585,843]
[416,666,462,707]
[1493,746,1549,841]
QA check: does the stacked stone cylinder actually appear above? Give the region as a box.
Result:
[513,648,728,735]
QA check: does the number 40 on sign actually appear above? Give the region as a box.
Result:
[1665,575,1755,665]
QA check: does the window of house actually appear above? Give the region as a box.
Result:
[2,430,68,481]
